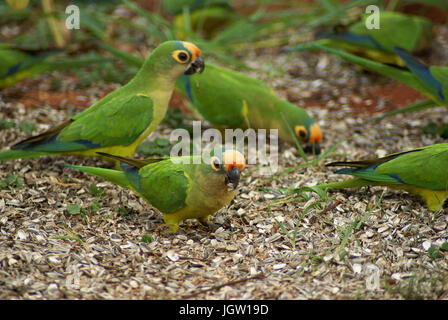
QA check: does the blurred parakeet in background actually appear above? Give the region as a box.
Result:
[0,44,109,89]
[176,63,323,153]
[314,144,448,211]
[313,44,448,112]
[394,47,447,107]
[68,148,246,233]
[163,0,235,39]
[287,11,434,67]
[0,41,204,162]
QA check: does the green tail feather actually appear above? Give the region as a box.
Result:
[0,149,46,161]
[314,178,372,190]
[66,164,130,189]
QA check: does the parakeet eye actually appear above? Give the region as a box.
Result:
[294,125,308,141]
[172,50,190,63]
[210,156,221,171]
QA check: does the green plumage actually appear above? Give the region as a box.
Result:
[163,0,235,39]
[68,149,243,233]
[92,44,322,151]
[176,63,322,148]
[313,44,448,109]
[0,44,110,89]
[315,144,448,211]
[0,41,203,162]
[287,11,434,67]
[162,0,231,15]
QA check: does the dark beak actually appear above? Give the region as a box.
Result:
[184,56,205,75]
[304,143,321,155]
[225,167,241,189]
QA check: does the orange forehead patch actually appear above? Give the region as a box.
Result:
[309,123,322,143]
[222,150,245,171]
[182,42,201,60]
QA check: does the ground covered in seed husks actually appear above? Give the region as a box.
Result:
[1,26,448,300]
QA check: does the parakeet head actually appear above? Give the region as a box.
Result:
[294,122,322,154]
[207,148,246,189]
[142,40,204,79]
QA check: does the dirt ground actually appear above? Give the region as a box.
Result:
[1,24,448,300]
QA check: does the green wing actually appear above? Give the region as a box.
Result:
[56,94,154,148]
[137,159,190,213]
[176,64,247,126]
[349,12,433,53]
[429,66,448,104]
[335,144,448,190]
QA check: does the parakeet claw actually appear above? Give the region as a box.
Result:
[185,56,205,75]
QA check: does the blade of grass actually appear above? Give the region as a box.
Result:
[367,98,439,123]
[337,191,384,257]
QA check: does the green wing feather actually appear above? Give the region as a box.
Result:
[348,12,433,53]
[428,66,448,104]
[58,94,154,147]
[176,63,316,144]
[138,159,190,213]
[13,94,154,153]
[328,144,448,190]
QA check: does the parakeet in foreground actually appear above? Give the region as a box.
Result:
[67,148,246,233]
[286,11,434,67]
[176,63,323,153]
[315,144,448,211]
[0,41,204,162]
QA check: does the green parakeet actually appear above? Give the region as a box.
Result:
[287,11,434,67]
[67,148,246,233]
[176,63,323,153]
[0,41,204,162]
[95,43,322,153]
[163,0,235,39]
[315,144,448,211]
[0,44,110,89]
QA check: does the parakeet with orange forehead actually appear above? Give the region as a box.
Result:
[176,63,323,153]
[67,148,246,233]
[0,41,204,162]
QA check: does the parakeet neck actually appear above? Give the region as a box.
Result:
[130,59,178,95]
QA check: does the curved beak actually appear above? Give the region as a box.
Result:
[225,167,241,189]
[185,56,205,75]
[304,143,321,155]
